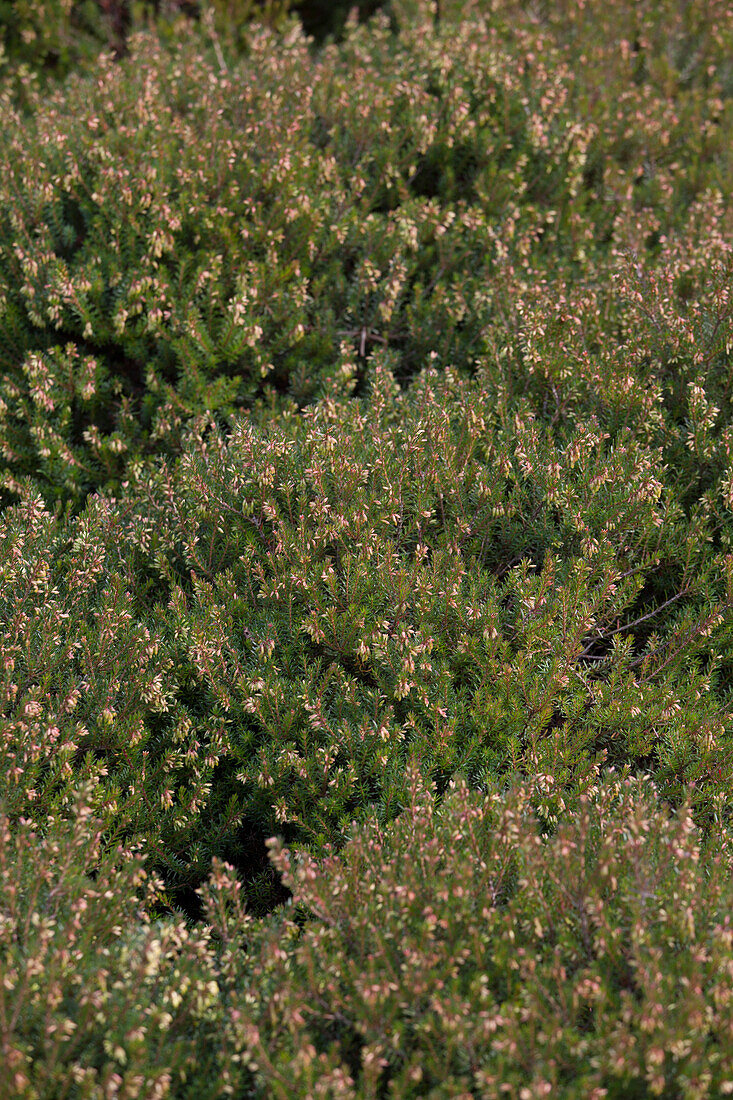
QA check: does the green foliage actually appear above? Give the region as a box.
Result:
[204,0,293,48]
[222,764,733,1098]
[0,0,295,92]
[0,0,110,84]
[0,0,733,1090]
[3,3,733,519]
[0,784,230,1098]
[1,361,731,918]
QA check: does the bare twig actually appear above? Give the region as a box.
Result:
[578,585,694,660]
[202,4,228,75]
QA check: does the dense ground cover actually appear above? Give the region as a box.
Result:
[1,1,733,1095]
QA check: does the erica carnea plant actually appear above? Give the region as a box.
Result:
[0,783,228,1099]
[2,0,733,519]
[2,361,730,917]
[213,762,733,1098]
[0,0,732,1092]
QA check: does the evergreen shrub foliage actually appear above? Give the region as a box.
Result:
[1,0,733,1094]
[2,0,733,517]
[0,0,292,89]
[229,764,733,1098]
[1,360,732,1091]
[0,0,112,84]
[0,784,228,1099]
[3,364,731,902]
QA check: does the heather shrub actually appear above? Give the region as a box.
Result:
[1,0,733,1088]
[118,361,733,842]
[220,762,733,1099]
[2,4,733,518]
[4,358,729,916]
[0,783,230,1099]
[0,479,268,909]
[0,0,114,84]
[0,0,293,92]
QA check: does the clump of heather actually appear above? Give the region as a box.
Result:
[0,0,292,97]
[0,0,732,1092]
[2,361,730,914]
[5,765,729,1097]
[222,762,733,1099]
[0,783,230,1099]
[2,1,733,517]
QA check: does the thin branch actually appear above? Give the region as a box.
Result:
[202,5,228,75]
[577,585,694,660]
